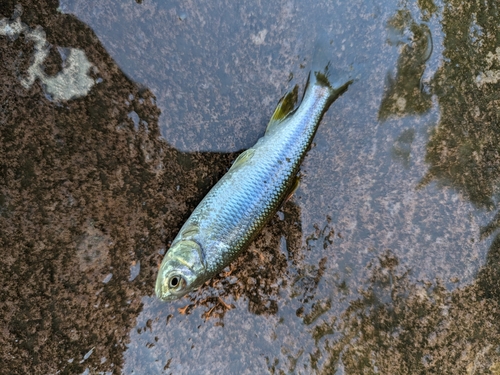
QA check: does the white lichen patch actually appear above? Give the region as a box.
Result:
[0,7,96,101]
[0,12,24,38]
[475,47,500,87]
[395,96,407,112]
[43,48,95,101]
[250,29,268,45]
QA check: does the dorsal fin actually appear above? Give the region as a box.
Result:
[266,85,299,134]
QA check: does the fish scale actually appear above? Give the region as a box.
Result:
[156,67,352,301]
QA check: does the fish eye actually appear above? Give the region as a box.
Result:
[168,275,185,290]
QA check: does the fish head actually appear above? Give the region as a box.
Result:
[155,240,206,301]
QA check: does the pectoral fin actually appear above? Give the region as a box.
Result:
[179,223,200,238]
[266,85,299,134]
[230,148,256,170]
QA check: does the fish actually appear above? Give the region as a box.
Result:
[156,60,353,301]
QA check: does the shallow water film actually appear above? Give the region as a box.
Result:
[2,0,500,374]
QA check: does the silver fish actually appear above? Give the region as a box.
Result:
[156,63,352,301]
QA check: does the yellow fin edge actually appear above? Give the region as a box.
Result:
[266,85,299,134]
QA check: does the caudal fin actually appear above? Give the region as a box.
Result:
[307,41,357,103]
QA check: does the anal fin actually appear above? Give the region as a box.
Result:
[282,176,300,206]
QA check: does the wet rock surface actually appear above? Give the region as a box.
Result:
[1,0,500,374]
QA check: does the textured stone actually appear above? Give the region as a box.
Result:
[1,0,500,374]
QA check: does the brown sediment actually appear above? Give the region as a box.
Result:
[0,2,236,373]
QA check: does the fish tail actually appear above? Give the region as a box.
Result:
[307,41,356,103]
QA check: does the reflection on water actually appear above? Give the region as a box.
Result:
[57,0,315,153]
[419,0,500,329]
[3,0,500,373]
[391,128,415,168]
[378,9,433,120]
[319,251,500,374]
[421,0,500,210]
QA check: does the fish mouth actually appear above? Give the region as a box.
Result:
[156,286,188,302]
[155,271,171,301]
[155,283,179,302]
[157,293,178,302]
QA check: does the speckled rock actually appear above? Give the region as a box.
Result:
[1,0,500,374]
